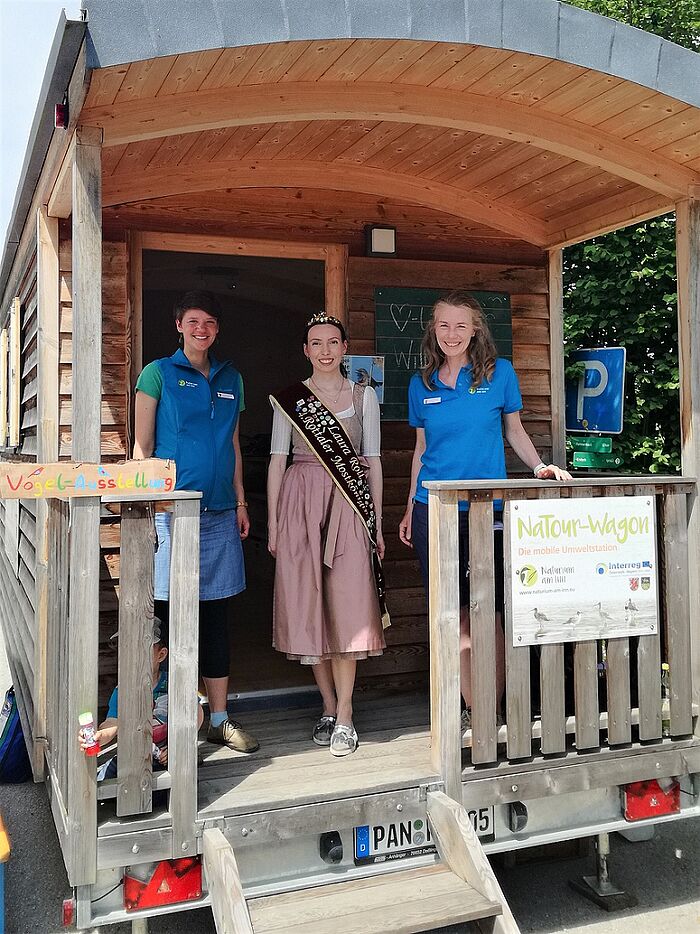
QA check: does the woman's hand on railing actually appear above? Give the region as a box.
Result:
[399,505,413,547]
[535,463,573,481]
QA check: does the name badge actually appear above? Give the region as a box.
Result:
[424,396,442,405]
[217,391,236,400]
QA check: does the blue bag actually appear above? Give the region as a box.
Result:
[0,687,32,783]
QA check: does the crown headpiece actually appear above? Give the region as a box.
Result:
[306,312,344,329]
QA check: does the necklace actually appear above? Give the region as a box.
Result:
[310,375,346,405]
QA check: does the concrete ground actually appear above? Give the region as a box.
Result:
[2,634,699,933]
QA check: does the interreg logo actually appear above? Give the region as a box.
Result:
[596,563,607,575]
[517,565,538,587]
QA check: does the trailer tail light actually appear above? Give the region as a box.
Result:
[623,778,680,821]
[123,857,202,911]
[61,897,75,927]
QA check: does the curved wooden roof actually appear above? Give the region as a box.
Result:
[78,2,700,249]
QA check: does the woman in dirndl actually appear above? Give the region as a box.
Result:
[134,290,258,754]
[267,314,387,757]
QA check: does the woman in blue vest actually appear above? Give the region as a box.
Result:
[134,290,258,753]
[399,290,570,730]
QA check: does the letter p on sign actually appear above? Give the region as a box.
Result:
[576,360,608,422]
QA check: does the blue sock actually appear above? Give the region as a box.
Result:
[210,711,228,728]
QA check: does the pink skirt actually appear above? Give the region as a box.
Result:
[273,459,385,664]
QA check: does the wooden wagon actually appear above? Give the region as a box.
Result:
[1,1,698,930]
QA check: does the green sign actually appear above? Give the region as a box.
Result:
[569,436,612,453]
[572,451,623,469]
[374,287,512,420]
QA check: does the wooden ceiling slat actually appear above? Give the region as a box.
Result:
[102,144,129,177]
[198,45,267,89]
[114,55,179,103]
[215,124,275,161]
[111,138,164,175]
[547,190,670,247]
[547,179,638,225]
[654,131,700,164]
[145,132,202,170]
[305,121,381,162]
[389,129,480,176]
[500,59,583,107]
[156,50,225,97]
[244,121,314,160]
[566,83,658,127]
[274,120,346,160]
[317,39,399,81]
[391,44,472,87]
[363,124,450,171]
[507,163,599,211]
[279,40,356,82]
[630,108,697,150]
[347,40,433,83]
[419,135,511,183]
[442,140,536,189]
[536,70,621,117]
[486,152,571,201]
[467,55,554,99]
[596,94,689,138]
[84,65,129,108]
[178,126,240,165]
[239,41,313,86]
[428,46,512,91]
[529,171,626,219]
[334,121,413,166]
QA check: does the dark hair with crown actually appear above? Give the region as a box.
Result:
[303,313,347,345]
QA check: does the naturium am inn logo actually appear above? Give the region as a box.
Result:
[517,565,538,586]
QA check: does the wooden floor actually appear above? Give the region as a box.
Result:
[196,691,437,817]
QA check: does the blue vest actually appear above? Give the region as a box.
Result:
[153,349,241,511]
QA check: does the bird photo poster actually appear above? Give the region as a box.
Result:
[508,496,658,646]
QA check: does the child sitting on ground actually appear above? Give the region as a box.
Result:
[78,617,203,779]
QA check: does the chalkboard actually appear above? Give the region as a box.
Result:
[375,287,512,420]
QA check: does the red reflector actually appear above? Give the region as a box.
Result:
[62,897,75,927]
[623,778,680,821]
[123,857,202,912]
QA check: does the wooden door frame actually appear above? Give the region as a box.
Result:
[125,230,348,455]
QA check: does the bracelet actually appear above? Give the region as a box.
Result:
[533,462,547,477]
[236,501,248,508]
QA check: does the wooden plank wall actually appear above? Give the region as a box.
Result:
[346,256,550,688]
[58,226,128,460]
[0,252,40,754]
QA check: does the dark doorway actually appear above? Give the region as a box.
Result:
[142,249,325,693]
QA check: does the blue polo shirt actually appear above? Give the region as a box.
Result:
[408,359,522,508]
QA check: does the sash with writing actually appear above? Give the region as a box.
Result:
[270,382,390,628]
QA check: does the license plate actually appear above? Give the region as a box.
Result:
[353,807,494,865]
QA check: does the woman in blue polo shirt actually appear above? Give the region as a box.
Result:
[134,290,258,754]
[399,290,570,728]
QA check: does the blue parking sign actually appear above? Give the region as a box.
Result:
[565,347,626,434]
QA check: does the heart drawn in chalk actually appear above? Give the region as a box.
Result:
[390,303,412,333]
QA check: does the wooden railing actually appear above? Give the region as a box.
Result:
[44,491,200,886]
[425,477,697,801]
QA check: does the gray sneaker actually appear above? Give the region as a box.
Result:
[207,719,259,753]
[330,723,358,757]
[312,715,336,746]
[461,708,472,732]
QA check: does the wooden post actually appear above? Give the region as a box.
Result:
[468,497,497,764]
[168,496,201,857]
[570,488,599,750]
[33,206,60,779]
[637,497,662,741]
[675,198,700,729]
[536,488,566,755]
[662,492,693,736]
[125,229,143,456]
[203,828,254,934]
[428,490,461,801]
[71,126,103,460]
[116,502,156,816]
[503,503,531,760]
[64,125,102,886]
[601,485,631,746]
[548,249,566,467]
[324,244,348,323]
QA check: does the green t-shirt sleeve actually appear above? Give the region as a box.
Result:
[238,373,245,413]
[136,361,163,400]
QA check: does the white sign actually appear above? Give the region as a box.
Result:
[509,496,658,646]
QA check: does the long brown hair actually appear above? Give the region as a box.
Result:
[420,290,497,390]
